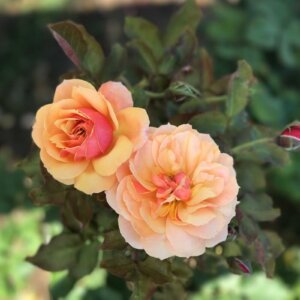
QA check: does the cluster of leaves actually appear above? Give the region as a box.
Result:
[203,0,300,205]
[22,1,291,299]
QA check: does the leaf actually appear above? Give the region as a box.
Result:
[138,257,172,285]
[171,258,193,283]
[127,39,157,74]
[253,143,290,166]
[50,275,77,300]
[130,275,156,300]
[69,241,100,279]
[189,111,227,136]
[164,0,201,48]
[66,190,93,227]
[240,194,280,222]
[226,60,254,118]
[125,17,163,60]
[102,229,127,250]
[237,163,266,193]
[279,20,300,67]
[169,81,201,99]
[101,250,136,280]
[178,98,207,114]
[101,43,127,82]
[48,21,104,78]
[132,87,150,109]
[237,208,259,243]
[27,233,82,271]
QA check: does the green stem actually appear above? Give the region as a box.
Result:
[145,90,167,99]
[231,137,274,154]
[204,95,227,104]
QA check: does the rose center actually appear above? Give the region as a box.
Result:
[55,108,114,161]
[153,172,192,205]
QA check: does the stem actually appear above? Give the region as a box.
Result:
[204,95,227,104]
[231,137,274,154]
[145,90,167,99]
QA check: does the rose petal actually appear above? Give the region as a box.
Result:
[99,81,133,112]
[54,79,95,102]
[117,107,150,150]
[74,164,115,194]
[32,104,51,148]
[40,148,89,180]
[166,220,205,257]
[93,135,133,176]
[119,216,143,249]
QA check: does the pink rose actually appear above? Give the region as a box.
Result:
[106,124,239,259]
[32,79,149,195]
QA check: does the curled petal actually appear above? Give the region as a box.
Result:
[54,79,95,102]
[99,81,133,112]
[93,135,133,176]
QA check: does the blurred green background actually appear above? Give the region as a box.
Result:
[0,0,300,299]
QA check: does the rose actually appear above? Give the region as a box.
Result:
[106,124,239,259]
[32,79,149,195]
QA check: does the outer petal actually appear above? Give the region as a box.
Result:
[99,81,133,112]
[119,216,143,249]
[166,220,205,257]
[72,86,109,117]
[93,135,133,176]
[32,104,51,148]
[40,149,89,180]
[54,79,95,102]
[74,164,116,195]
[117,107,150,150]
[141,235,175,260]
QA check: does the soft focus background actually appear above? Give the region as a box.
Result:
[1,0,300,299]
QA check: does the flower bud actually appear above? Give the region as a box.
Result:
[277,123,300,151]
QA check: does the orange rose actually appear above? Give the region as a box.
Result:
[32,79,149,194]
[106,124,239,259]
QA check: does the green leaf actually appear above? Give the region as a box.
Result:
[101,43,127,82]
[50,275,77,300]
[178,98,207,114]
[164,0,201,48]
[27,233,82,271]
[237,163,266,192]
[125,17,163,60]
[69,241,100,279]
[169,81,201,99]
[189,111,227,136]
[48,21,104,78]
[171,258,193,283]
[101,250,136,280]
[66,190,93,227]
[132,87,150,109]
[138,257,172,285]
[130,275,156,300]
[237,208,259,243]
[240,194,281,222]
[128,39,157,74]
[102,230,127,250]
[226,60,254,118]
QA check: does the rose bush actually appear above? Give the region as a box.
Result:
[32,79,149,194]
[106,124,239,259]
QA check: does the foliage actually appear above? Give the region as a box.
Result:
[20,0,294,298]
[203,0,300,207]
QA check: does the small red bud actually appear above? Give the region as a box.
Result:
[234,258,252,274]
[277,123,300,151]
